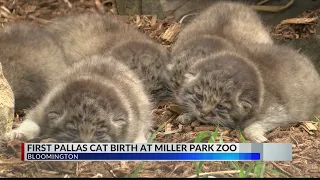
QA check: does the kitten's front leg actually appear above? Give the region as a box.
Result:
[243,105,288,143]
[0,119,40,152]
[133,134,148,143]
[3,119,41,141]
[243,122,269,143]
[177,113,197,125]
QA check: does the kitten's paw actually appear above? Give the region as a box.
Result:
[4,130,27,141]
[249,134,268,143]
[0,130,26,153]
[177,114,195,125]
[243,127,268,143]
[133,136,147,143]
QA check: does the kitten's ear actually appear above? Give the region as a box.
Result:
[184,71,198,83]
[112,118,127,127]
[47,111,65,128]
[240,100,252,112]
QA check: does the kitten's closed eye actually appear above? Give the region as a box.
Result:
[112,118,127,126]
[241,100,252,111]
[68,129,78,135]
[196,94,203,100]
[65,123,78,135]
[47,112,61,120]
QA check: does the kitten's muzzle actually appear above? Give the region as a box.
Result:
[198,116,214,124]
[79,134,94,143]
[71,137,98,143]
[202,104,216,116]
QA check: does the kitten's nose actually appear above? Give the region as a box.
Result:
[210,109,217,116]
[202,103,213,114]
[80,134,93,143]
[81,139,91,143]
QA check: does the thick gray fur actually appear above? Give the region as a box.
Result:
[169,1,320,142]
[46,13,173,105]
[0,23,67,110]
[4,54,153,143]
[172,0,273,54]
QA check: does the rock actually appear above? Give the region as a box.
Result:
[160,0,214,23]
[116,0,164,19]
[159,0,320,26]
[116,0,143,15]
[115,0,320,26]
[142,0,164,19]
[258,0,320,26]
[0,62,14,136]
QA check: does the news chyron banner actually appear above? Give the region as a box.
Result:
[22,143,292,161]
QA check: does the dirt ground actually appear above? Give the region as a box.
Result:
[0,0,320,178]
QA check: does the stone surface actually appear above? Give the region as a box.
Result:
[0,62,14,136]
[159,0,320,25]
[116,0,164,19]
[160,0,214,22]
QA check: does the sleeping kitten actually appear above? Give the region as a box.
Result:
[275,37,320,73]
[172,1,273,55]
[46,13,173,105]
[169,1,273,91]
[44,13,124,65]
[0,23,67,110]
[107,37,173,105]
[169,1,320,142]
[3,54,152,143]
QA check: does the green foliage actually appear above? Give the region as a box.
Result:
[193,126,268,178]
[126,162,145,178]
[126,122,165,178]
[127,121,284,178]
[239,131,247,143]
[311,116,320,127]
[147,122,165,143]
[194,125,220,178]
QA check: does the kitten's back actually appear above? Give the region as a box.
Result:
[173,1,272,52]
[0,23,67,110]
[249,44,320,121]
[107,38,172,104]
[46,13,145,65]
[46,13,173,105]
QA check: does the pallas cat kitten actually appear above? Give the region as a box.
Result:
[45,13,173,105]
[172,1,273,54]
[169,1,320,142]
[0,23,67,110]
[3,54,152,143]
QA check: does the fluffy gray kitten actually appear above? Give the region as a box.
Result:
[4,54,152,143]
[46,13,173,105]
[172,1,273,54]
[169,1,320,142]
[0,23,67,110]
